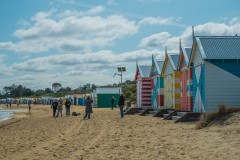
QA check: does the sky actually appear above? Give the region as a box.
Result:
[0,0,240,91]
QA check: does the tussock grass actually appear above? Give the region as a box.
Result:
[196,104,240,129]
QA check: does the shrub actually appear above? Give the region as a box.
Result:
[196,104,240,129]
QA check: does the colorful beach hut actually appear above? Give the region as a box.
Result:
[150,56,164,109]
[161,49,181,109]
[190,36,240,112]
[178,42,193,111]
[135,65,152,108]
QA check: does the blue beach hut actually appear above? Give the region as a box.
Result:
[189,36,240,112]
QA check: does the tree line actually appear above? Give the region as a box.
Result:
[1,81,136,102]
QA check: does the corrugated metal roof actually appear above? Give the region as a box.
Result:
[156,60,164,74]
[96,88,122,94]
[168,54,179,70]
[139,65,151,78]
[196,36,240,59]
[182,47,192,65]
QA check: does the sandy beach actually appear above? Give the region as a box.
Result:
[0,104,240,160]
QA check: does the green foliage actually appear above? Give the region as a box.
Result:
[2,80,137,100]
[118,81,136,102]
[124,91,132,100]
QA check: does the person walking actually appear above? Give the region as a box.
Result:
[65,99,71,116]
[27,99,32,112]
[111,97,115,110]
[84,96,93,119]
[51,99,58,117]
[118,94,125,118]
[56,99,63,117]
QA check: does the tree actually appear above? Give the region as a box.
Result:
[22,88,34,96]
[52,83,62,93]
[91,84,97,90]
[45,88,53,93]
[124,91,132,100]
[3,86,12,95]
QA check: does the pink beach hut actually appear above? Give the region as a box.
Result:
[178,41,193,111]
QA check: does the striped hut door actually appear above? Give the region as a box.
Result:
[182,71,188,110]
[164,75,172,108]
[137,80,141,108]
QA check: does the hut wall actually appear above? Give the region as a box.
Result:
[205,60,240,112]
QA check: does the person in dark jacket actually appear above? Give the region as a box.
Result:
[51,99,58,117]
[65,99,71,116]
[84,96,93,119]
[111,97,115,110]
[118,94,125,118]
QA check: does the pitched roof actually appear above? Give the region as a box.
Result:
[138,65,151,78]
[182,47,192,65]
[195,36,240,59]
[96,88,122,94]
[156,60,164,73]
[169,54,180,70]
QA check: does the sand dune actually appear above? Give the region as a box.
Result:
[0,104,239,160]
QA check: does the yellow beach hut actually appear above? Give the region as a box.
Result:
[161,48,181,110]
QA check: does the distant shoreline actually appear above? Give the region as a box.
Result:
[0,109,27,122]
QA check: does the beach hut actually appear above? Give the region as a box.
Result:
[178,41,193,111]
[134,65,152,108]
[161,49,181,109]
[190,36,240,112]
[150,55,164,109]
[96,87,122,108]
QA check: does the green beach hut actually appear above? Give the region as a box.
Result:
[96,87,122,108]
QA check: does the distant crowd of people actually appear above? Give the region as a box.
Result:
[1,94,126,119]
[50,94,125,119]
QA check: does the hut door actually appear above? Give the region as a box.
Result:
[194,65,204,112]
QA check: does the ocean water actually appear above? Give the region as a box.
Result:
[0,110,27,121]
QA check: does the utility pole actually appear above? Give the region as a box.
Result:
[113,67,126,84]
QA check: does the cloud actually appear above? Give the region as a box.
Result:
[0,47,162,89]
[87,6,105,14]
[60,6,105,17]
[138,32,171,49]
[10,49,152,70]
[107,0,117,5]
[0,10,138,53]
[138,18,240,50]
[139,17,183,26]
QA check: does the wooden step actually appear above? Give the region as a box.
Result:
[167,110,175,114]
[175,112,202,123]
[149,111,159,115]
[138,110,145,114]
[172,116,181,121]
[163,114,169,118]
[177,112,187,117]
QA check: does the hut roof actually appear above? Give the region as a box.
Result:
[169,54,180,70]
[182,47,192,65]
[138,65,151,78]
[195,36,240,59]
[156,60,164,74]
